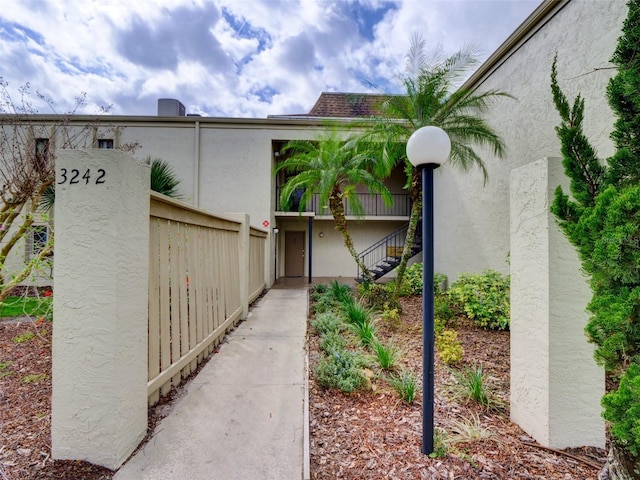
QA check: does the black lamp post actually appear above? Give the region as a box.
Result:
[406,126,451,455]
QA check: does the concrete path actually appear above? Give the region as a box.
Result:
[115,287,309,480]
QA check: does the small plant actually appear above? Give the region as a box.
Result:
[0,362,12,379]
[448,270,510,330]
[329,280,354,307]
[349,318,378,348]
[434,293,455,329]
[22,373,48,383]
[319,330,349,354]
[380,302,401,330]
[448,413,494,444]
[311,312,344,336]
[436,329,464,365]
[399,264,448,297]
[372,338,400,370]
[357,282,396,310]
[431,428,449,458]
[452,364,491,407]
[12,331,35,344]
[389,369,418,404]
[315,348,368,393]
[342,301,374,327]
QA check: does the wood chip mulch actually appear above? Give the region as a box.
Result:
[308,296,607,480]
[1,294,608,479]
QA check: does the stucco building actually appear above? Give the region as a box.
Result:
[3,0,627,289]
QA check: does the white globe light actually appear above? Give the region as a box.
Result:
[406,126,451,167]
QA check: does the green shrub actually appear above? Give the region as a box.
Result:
[315,348,368,393]
[311,312,344,336]
[380,302,401,330]
[436,329,464,365]
[372,338,400,370]
[448,270,510,330]
[389,369,418,404]
[357,282,396,310]
[398,263,448,297]
[434,294,455,331]
[319,330,349,354]
[602,362,640,456]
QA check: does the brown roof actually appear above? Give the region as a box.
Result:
[306,92,388,117]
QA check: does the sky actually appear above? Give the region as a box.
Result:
[0,0,541,118]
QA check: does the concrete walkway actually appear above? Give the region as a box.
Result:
[115,287,309,480]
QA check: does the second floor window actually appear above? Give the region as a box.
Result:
[35,138,50,172]
[98,139,114,149]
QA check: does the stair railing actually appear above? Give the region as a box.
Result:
[356,218,423,282]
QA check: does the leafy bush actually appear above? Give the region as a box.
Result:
[433,293,455,335]
[315,348,368,393]
[372,338,400,370]
[357,282,396,311]
[388,369,418,404]
[311,312,344,336]
[310,281,354,314]
[602,362,640,456]
[436,329,464,365]
[380,302,401,330]
[319,330,349,354]
[448,270,510,330]
[399,263,448,297]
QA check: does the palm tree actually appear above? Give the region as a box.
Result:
[275,129,392,282]
[147,156,183,199]
[368,34,511,298]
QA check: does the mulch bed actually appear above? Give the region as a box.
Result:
[308,296,606,479]
[1,294,607,479]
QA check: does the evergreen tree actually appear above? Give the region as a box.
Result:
[551,1,640,475]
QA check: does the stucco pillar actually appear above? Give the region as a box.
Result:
[509,157,605,449]
[52,149,150,469]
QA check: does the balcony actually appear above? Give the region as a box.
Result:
[275,188,411,217]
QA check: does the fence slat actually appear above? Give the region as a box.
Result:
[147,196,267,403]
[148,219,161,406]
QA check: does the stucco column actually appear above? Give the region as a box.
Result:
[509,157,605,449]
[52,149,150,469]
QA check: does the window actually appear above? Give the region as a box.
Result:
[35,138,50,172]
[97,139,114,149]
[26,225,50,260]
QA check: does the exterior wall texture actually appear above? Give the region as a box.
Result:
[435,0,626,281]
[510,158,604,449]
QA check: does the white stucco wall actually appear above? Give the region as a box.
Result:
[510,158,604,449]
[275,218,408,279]
[52,149,149,468]
[435,0,626,281]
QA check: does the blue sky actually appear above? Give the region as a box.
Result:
[0,0,541,118]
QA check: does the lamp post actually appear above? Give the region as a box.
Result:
[406,126,451,455]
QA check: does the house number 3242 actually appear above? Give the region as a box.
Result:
[58,168,106,185]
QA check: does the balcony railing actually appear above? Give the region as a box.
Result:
[276,188,411,217]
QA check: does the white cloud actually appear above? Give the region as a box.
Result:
[0,0,541,117]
